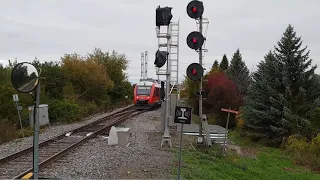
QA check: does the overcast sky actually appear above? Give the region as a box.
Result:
[0,0,319,84]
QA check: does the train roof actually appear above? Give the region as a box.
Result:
[136,80,161,88]
[139,78,160,83]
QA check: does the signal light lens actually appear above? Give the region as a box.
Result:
[186,0,204,19]
[186,63,204,81]
[187,31,204,50]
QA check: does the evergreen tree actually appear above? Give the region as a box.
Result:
[243,51,283,144]
[220,54,229,70]
[212,60,219,69]
[208,60,221,75]
[227,49,251,96]
[272,24,320,139]
[243,25,320,145]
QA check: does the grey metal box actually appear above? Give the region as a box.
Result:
[116,127,130,147]
[29,104,50,127]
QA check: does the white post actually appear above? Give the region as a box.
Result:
[13,94,24,137]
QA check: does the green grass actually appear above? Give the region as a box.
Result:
[172,131,320,180]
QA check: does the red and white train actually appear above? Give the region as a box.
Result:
[133,79,161,109]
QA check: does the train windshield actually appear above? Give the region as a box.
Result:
[136,86,151,95]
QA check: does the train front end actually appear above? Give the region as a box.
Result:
[134,81,160,110]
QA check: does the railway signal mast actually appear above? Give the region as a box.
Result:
[155,6,173,147]
[186,0,211,146]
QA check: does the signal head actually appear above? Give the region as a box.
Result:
[187,0,204,19]
[186,63,203,81]
[186,31,205,50]
[154,50,168,68]
[156,6,173,26]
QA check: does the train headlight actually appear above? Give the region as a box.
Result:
[147,97,149,99]
[136,96,138,99]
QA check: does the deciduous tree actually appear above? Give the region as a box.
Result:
[205,71,243,128]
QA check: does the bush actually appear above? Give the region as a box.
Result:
[207,113,218,125]
[48,100,81,123]
[310,108,320,137]
[0,118,19,144]
[235,107,245,130]
[286,134,320,170]
[78,100,99,117]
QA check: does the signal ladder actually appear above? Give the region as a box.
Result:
[156,20,180,98]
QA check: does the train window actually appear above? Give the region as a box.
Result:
[136,86,151,95]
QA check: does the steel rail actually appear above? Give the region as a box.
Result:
[13,109,146,179]
[0,105,137,179]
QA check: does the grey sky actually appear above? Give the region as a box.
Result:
[0,0,319,84]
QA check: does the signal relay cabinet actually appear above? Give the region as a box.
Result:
[29,104,50,128]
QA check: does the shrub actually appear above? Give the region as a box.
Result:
[48,100,81,123]
[79,101,99,117]
[310,108,320,137]
[286,134,320,170]
[206,113,218,125]
[0,118,19,144]
[235,107,245,130]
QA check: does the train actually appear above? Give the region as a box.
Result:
[133,79,162,110]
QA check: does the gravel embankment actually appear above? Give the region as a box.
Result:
[39,109,177,179]
[0,105,132,159]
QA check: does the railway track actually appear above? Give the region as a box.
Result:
[0,105,147,179]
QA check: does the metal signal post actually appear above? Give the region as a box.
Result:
[186,0,211,146]
[155,6,174,148]
[163,24,172,147]
[198,16,204,140]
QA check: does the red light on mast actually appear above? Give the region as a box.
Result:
[192,69,197,74]
[192,7,197,12]
[192,38,197,43]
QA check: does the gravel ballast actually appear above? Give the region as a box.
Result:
[39,108,176,179]
[0,105,132,159]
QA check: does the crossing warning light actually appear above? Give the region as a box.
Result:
[186,63,203,81]
[154,50,168,68]
[186,31,205,50]
[156,6,173,26]
[186,0,204,19]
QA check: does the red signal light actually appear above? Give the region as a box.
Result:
[187,63,203,81]
[187,1,204,19]
[192,38,197,43]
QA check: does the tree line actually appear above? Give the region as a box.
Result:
[182,25,320,168]
[0,48,133,144]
